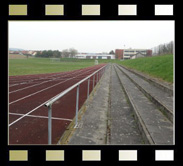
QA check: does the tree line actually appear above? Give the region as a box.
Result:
[35,50,61,58]
[35,48,78,58]
[152,41,174,56]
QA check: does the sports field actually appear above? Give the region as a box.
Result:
[9,57,96,76]
[9,55,173,83]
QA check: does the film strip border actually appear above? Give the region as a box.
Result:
[2,1,178,166]
[8,149,175,161]
[7,4,174,17]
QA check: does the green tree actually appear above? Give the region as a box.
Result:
[109,50,115,54]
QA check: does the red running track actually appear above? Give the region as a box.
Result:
[9,64,106,144]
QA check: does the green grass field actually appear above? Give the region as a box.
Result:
[9,58,96,76]
[118,54,173,83]
[9,55,173,83]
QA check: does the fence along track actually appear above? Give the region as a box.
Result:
[45,65,107,144]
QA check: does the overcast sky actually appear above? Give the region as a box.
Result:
[9,21,174,53]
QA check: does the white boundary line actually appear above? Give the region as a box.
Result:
[9,67,93,87]
[9,68,85,94]
[9,69,79,87]
[9,101,48,126]
[9,71,74,87]
[9,112,72,121]
[9,67,95,105]
[9,66,102,126]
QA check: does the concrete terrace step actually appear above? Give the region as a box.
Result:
[116,64,173,122]
[109,65,144,144]
[119,64,173,95]
[114,64,173,145]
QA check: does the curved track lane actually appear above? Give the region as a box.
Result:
[9,64,105,144]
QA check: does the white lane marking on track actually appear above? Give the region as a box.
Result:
[9,68,95,105]
[9,101,47,126]
[8,71,75,87]
[9,66,90,89]
[9,78,73,105]
[9,69,84,94]
[9,65,104,126]
[9,67,90,87]
[9,112,72,121]
[9,71,74,88]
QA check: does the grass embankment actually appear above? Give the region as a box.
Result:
[118,54,173,83]
[9,58,95,76]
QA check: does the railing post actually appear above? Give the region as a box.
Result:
[48,105,52,145]
[93,74,95,89]
[75,85,80,126]
[97,72,98,83]
[87,78,90,99]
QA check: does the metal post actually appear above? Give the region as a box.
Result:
[97,72,98,83]
[93,75,95,89]
[75,85,80,126]
[87,78,90,99]
[48,105,52,145]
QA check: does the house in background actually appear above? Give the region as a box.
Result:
[115,49,152,60]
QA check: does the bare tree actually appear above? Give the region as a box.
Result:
[62,49,70,58]
[69,48,78,58]
[152,41,174,56]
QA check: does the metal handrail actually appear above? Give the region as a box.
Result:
[45,65,106,144]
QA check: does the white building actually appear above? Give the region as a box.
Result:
[75,53,115,59]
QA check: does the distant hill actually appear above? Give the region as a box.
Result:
[9,48,24,51]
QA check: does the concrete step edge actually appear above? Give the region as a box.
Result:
[116,64,173,123]
[114,65,154,145]
[118,64,173,96]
